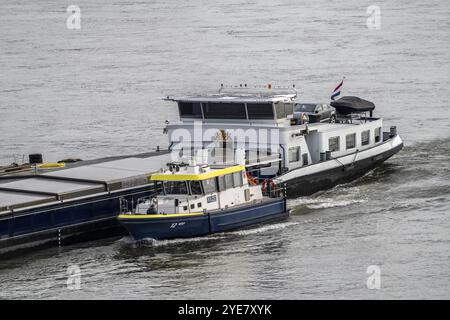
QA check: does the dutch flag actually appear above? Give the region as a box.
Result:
[331,78,344,100]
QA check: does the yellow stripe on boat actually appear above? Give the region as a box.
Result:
[118,212,204,219]
[150,165,245,181]
[37,163,66,169]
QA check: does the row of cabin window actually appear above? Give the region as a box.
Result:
[180,101,296,120]
[217,172,244,191]
[179,102,275,120]
[202,172,244,193]
[182,202,203,211]
[328,127,382,152]
[162,172,244,195]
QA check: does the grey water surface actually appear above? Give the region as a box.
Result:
[0,0,449,299]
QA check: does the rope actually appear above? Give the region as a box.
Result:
[333,149,359,170]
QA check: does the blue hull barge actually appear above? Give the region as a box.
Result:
[118,161,289,240]
[0,152,170,255]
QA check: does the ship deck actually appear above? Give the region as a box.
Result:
[0,151,171,215]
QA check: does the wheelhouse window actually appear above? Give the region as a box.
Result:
[346,133,356,149]
[153,181,164,194]
[233,171,243,187]
[361,130,370,146]
[217,175,226,191]
[164,181,188,195]
[288,146,300,162]
[203,102,246,119]
[202,178,217,194]
[189,181,203,195]
[178,102,203,118]
[374,127,382,143]
[329,136,340,152]
[225,174,234,189]
[246,103,274,119]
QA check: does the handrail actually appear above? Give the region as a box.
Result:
[218,84,298,98]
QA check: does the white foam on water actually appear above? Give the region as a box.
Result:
[288,196,368,210]
[307,199,367,209]
[120,221,299,247]
[230,221,299,236]
[138,233,228,247]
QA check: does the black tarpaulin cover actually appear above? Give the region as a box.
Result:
[330,96,375,115]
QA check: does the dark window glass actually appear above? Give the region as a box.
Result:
[202,178,217,194]
[346,133,356,149]
[289,146,300,162]
[190,204,195,209]
[190,181,203,195]
[247,103,274,119]
[329,136,340,152]
[164,181,188,194]
[275,103,293,119]
[153,181,164,195]
[178,102,202,118]
[375,127,381,142]
[275,103,286,119]
[0,218,9,237]
[302,153,308,166]
[203,102,246,119]
[197,202,202,208]
[225,174,234,188]
[217,176,226,191]
[361,130,370,146]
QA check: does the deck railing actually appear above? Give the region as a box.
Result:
[260,181,286,199]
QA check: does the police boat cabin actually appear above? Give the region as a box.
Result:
[117,159,288,240]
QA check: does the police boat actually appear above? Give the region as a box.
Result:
[117,160,289,240]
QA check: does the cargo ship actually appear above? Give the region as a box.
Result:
[1,84,403,254]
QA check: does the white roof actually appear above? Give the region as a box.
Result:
[307,122,357,133]
[167,95,296,103]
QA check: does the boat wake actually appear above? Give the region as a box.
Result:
[230,221,299,236]
[139,234,228,247]
[288,194,368,211]
[119,221,298,248]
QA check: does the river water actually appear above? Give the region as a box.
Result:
[0,0,449,299]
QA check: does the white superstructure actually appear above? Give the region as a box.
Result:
[162,86,399,182]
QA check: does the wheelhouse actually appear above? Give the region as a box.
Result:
[151,165,247,197]
[128,164,255,216]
